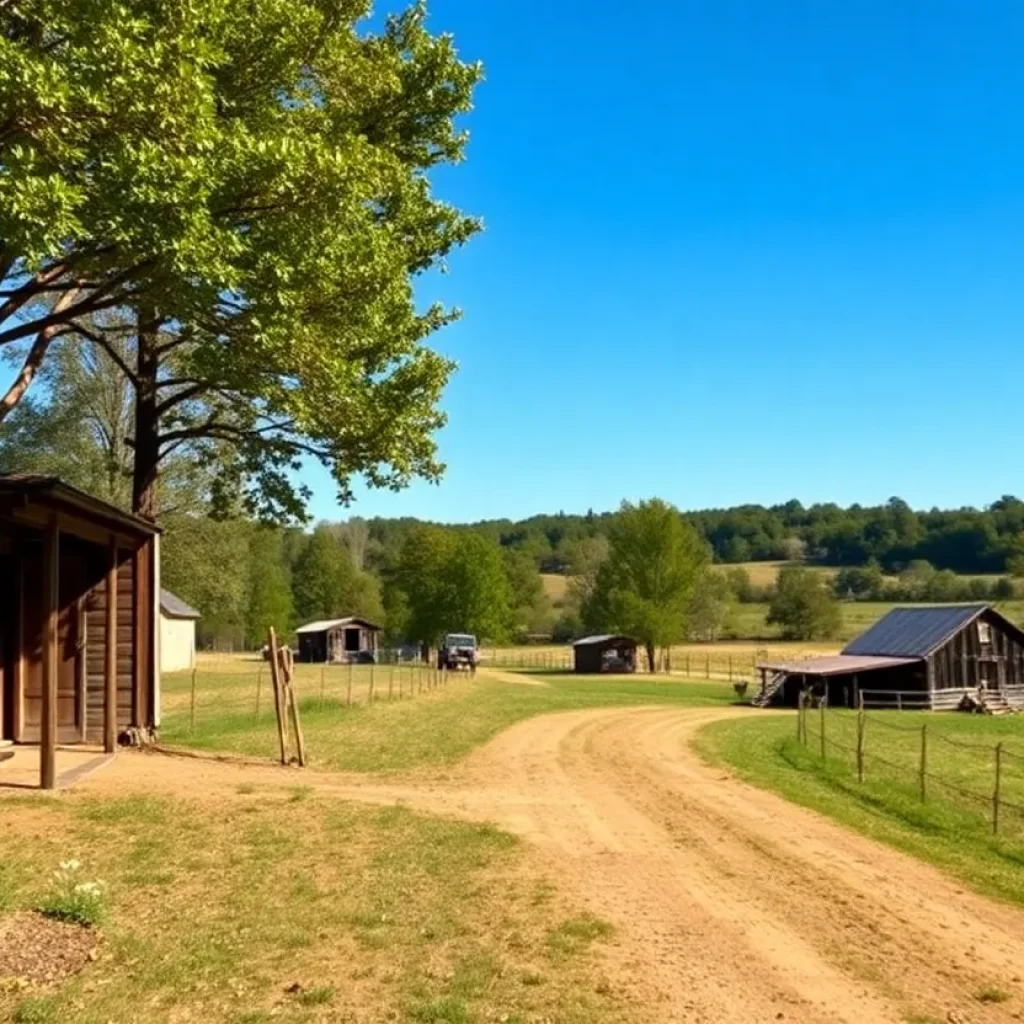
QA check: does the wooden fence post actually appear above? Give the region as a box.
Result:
[993,742,1003,835]
[347,661,353,707]
[819,699,826,759]
[319,664,326,712]
[797,691,804,741]
[255,665,263,721]
[856,702,865,783]
[389,665,395,701]
[368,664,375,705]
[267,627,288,765]
[190,666,197,734]
[705,654,710,679]
[728,656,733,681]
[919,723,928,803]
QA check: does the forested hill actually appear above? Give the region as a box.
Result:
[368,497,1024,576]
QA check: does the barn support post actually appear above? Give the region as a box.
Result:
[40,515,59,790]
[104,537,118,753]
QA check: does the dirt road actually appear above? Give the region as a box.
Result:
[93,707,1024,1023]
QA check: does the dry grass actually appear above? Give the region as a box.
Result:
[0,791,623,1024]
[540,574,570,601]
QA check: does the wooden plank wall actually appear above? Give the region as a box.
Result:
[931,612,1024,691]
[84,556,135,743]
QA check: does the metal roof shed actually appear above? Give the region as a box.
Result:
[572,634,637,675]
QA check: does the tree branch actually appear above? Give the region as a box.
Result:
[68,320,140,386]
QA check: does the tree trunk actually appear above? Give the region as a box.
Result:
[132,306,160,521]
[645,641,655,674]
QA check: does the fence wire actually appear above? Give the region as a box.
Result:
[799,701,1024,840]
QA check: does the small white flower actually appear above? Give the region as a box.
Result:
[59,859,82,873]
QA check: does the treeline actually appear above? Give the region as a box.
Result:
[421,496,1024,575]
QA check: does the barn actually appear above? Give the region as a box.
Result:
[573,635,638,674]
[295,617,381,664]
[0,476,161,788]
[160,589,200,673]
[755,604,1024,711]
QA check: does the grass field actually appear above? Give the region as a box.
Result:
[695,708,1024,906]
[161,658,734,772]
[0,789,625,1024]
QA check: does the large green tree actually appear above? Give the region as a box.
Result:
[291,524,382,625]
[245,528,294,647]
[584,499,709,671]
[767,566,842,641]
[1,0,481,521]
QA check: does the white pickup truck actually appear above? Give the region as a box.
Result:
[438,633,479,673]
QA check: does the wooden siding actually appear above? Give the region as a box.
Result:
[929,608,1024,692]
[83,556,136,743]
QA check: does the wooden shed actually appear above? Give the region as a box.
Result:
[295,617,381,664]
[572,635,638,674]
[0,476,160,787]
[160,589,200,673]
[755,604,1024,711]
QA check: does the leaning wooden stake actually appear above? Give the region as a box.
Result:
[190,666,198,734]
[856,701,865,783]
[993,742,1003,836]
[280,646,307,767]
[268,627,289,765]
[918,723,928,803]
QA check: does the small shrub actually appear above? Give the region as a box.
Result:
[12,997,57,1024]
[297,986,334,1007]
[37,860,106,927]
[733,681,749,698]
[975,985,1011,1004]
[546,914,614,955]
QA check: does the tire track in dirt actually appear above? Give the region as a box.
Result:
[74,706,1024,1023]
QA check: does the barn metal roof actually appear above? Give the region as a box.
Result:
[295,616,381,634]
[572,634,636,647]
[842,604,987,658]
[757,654,920,677]
[160,589,200,619]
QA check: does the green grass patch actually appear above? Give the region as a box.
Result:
[161,664,734,773]
[694,710,1024,905]
[0,791,625,1024]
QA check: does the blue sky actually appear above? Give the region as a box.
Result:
[309,0,1024,523]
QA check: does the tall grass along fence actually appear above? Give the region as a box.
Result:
[164,660,466,740]
[797,696,1024,839]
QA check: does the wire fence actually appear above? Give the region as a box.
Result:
[797,696,1024,839]
[162,661,466,736]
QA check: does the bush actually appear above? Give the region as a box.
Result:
[37,860,106,927]
[768,567,842,640]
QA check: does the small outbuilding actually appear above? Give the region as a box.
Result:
[160,589,200,673]
[573,634,638,674]
[295,617,381,664]
[0,475,161,788]
[755,604,1024,710]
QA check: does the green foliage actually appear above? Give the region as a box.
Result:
[767,566,842,640]
[502,548,551,637]
[687,571,736,641]
[291,524,381,625]
[1,0,482,520]
[584,499,709,669]
[37,859,107,927]
[244,528,293,646]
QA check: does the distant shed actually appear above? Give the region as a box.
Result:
[756,604,1024,710]
[160,589,200,673]
[572,635,637,675]
[295,617,381,664]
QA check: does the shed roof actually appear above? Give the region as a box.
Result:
[160,589,200,620]
[758,654,920,677]
[0,474,159,541]
[295,616,381,635]
[572,634,637,648]
[842,604,989,658]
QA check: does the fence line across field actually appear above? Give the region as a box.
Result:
[798,695,1024,838]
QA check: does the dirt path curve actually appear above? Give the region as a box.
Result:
[87,707,1024,1023]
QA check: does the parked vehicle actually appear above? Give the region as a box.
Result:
[439,633,479,673]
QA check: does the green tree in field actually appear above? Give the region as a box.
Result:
[391,526,512,650]
[245,528,294,647]
[502,548,551,638]
[161,517,252,644]
[1,0,481,521]
[292,525,382,625]
[687,571,736,641]
[584,499,710,672]
[1007,533,1024,578]
[767,566,842,641]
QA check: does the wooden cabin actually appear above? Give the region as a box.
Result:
[0,476,160,787]
[295,617,381,664]
[573,634,638,674]
[755,604,1024,710]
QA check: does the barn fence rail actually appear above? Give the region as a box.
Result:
[797,695,1024,839]
[162,661,468,743]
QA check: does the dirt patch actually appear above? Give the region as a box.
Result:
[0,911,100,989]
[476,666,549,687]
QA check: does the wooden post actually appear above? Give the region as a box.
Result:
[728,656,733,681]
[255,665,263,721]
[819,698,826,760]
[398,667,404,700]
[41,516,59,790]
[797,691,804,741]
[104,537,118,754]
[189,666,197,734]
[281,646,306,767]
[919,723,927,802]
[705,654,710,679]
[368,664,375,705]
[856,701,865,783]
[897,691,903,711]
[389,665,395,701]
[347,660,353,706]
[993,742,1003,835]
[319,664,325,711]
[267,627,288,765]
